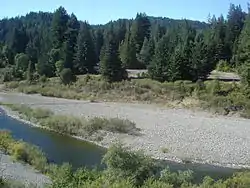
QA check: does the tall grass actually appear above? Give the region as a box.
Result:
[2,104,139,139]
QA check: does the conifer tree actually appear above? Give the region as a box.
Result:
[62,13,80,70]
[100,27,126,82]
[74,22,97,74]
[148,34,171,82]
[138,37,155,67]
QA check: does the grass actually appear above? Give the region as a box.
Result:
[0,130,48,173]
[1,104,139,139]
[3,74,250,118]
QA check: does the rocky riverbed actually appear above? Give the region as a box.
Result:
[1,92,250,169]
[0,152,51,187]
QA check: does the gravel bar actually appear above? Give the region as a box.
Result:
[1,92,250,169]
[0,152,51,187]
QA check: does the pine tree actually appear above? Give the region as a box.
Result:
[94,28,104,62]
[148,34,171,82]
[51,7,69,49]
[100,27,126,82]
[130,13,151,53]
[236,6,250,78]
[137,37,155,67]
[74,22,97,74]
[119,29,138,68]
[62,13,80,70]
[225,4,245,63]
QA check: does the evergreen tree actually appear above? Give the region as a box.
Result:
[51,7,69,49]
[74,22,97,74]
[130,13,151,53]
[225,4,245,63]
[94,28,104,62]
[137,37,155,67]
[236,7,250,69]
[100,27,126,82]
[119,29,138,68]
[9,26,29,54]
[62,13,80,70]
[148,34,171,82]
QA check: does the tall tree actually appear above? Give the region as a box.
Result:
[130,13,151,53]
[100,27,126,82]
[148,34,171,82]
[236,7,250,68]
[137,36,155,67]
[119,29,138,68]
[74,22,97,74]
[9,26,28,54]
[94,28,104,62]
[51,7,69,49]
[62,13,80,70]
[226,4,245,63]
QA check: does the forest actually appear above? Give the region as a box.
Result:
[0,4,248,84]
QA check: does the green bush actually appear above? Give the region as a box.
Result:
[11,142,29,162]
[216,60,232,72]
[60,68,76,85]
[102,143,157,186]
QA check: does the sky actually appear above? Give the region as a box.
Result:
[0,0,249,24]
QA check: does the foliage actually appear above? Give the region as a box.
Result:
[59,68,76,85]
[0,131,48,172]
[102,143,157,186]
[100,27,127,82]
[3,131,250,188]
[216,60,232,72]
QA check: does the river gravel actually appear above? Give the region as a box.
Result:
[0,152,51,187]
[1,92,250,169]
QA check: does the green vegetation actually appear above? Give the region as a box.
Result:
[0,130,48,172]
[1,132,250,188]
[0,103,138,138]
[0,3,246,83]
[4,74,250,118]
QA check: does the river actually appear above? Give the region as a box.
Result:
[0,109,243,182]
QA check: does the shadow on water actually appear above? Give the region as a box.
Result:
[0,108,244,183]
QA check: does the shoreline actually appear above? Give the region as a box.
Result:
[1,105,250,171]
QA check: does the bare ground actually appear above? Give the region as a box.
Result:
[0,92,250,169]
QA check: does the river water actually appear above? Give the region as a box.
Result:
[0,109,242,182]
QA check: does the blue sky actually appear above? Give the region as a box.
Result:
[0,0,248,24]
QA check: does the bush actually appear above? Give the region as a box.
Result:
[0,130,14,152]
[216,60,232,72]
[160,167,193,188]
[0,131,48,172]
[102,143,157,186]
[11,142,29,162]
[60,68,76,85]
[40,115,85,135]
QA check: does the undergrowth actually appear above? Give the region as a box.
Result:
[4,75,250,118]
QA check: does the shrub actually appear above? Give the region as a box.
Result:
[11,142,29,162]
[160,167,193,188]
[216,60,232,72]
[60,68,76,85]
[102,143,157,186]
[40,115,85,135]
[0,130,14,152]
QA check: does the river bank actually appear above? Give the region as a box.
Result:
[0,151,51,187]
[1,92,250,170]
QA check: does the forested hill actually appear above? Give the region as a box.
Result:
[0,4,248,83]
